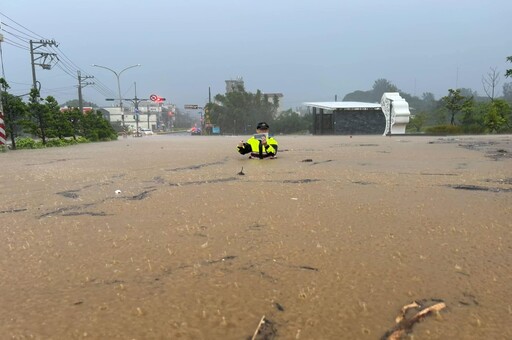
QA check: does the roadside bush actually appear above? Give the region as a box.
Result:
[46,138,68,147]
[14,136,92,149]
[15,137,43,149]
[76,136,89,144]
[86,131,99,141]
[424,125,463,135]
[462,124,486,134]
[66,138,78,145]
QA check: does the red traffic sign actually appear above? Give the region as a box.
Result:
[150,94,165,102]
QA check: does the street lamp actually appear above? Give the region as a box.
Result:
[92,63,141,129]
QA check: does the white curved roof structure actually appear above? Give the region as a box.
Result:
[305,93,411,135]
[303,101,381,110]
[380,93,411,135]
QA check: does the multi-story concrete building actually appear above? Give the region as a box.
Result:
[103,103,159,131]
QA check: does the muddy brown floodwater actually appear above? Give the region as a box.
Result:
[1,134,511,339]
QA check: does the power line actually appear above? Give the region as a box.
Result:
[1,11,120,103]
[3,37,29,51]
[54,61,76,79]
[0,21,39,40]
[1,28,31,44]
[44,45,117,98]
[52,46,82,73]
[44,85,77,91]
[92,83,116,98]
[4,80,32,86]
[0,11,46,40]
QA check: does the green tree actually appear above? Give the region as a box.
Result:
[1,84,117,148]
[45,96,73,139]
[64,107,84,139]
[442,89,473,125]
[432,108,448,125]
[503,82,512,104]
[210,88,278,134]
[62,99,98,108]
[80,110,117,141]
[459,102,486,133]
[272,109,312,134]
[506,56,512,78]
[422,92,436,103]
[342,90,371,102]
[371,78,398,101]
[458,88,478,99]
[419,92,440,113]
[483,99,510,133]
[25,89,52,145]
[342,78,399,103]
[407,112,428,132]
[1,79,27,149]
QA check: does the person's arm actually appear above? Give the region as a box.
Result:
[261,136,278,156]
[237,140,252,154]
[264,143,278,156]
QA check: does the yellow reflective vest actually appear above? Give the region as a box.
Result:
[237,136,278,159]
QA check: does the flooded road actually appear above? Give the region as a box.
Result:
[1,134,511,339]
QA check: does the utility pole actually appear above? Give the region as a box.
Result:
[115,82,149,136]
[77,71,94,113]
[133,82,142,135]
[0,33,5,147]
[29,40,59,93]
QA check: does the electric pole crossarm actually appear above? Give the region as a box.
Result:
[30,39,59,92]
[77,71,95,113]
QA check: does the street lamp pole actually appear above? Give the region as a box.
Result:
[92,63,141,130]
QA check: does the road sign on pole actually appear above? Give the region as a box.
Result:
[184,104,200,110]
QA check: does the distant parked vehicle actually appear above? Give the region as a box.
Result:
[190,127,202,135]
[139,128,154,135]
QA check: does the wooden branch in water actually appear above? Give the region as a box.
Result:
[252,315,266,340]
[383,300,446,340]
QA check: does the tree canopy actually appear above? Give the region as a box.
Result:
[0,78,117,149]
[506,56,512,78]
[442,89,474,125]
[208,87,279,134]
[343,78,398,103]
[62,99,99,108]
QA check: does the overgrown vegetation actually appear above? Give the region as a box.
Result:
[344,75,512,134]
[207,84,279,134]
[206,57,512,135]
[272,109,312,134]
[3,56,511,139]
[14,136,90,149]
[1,79,118,150]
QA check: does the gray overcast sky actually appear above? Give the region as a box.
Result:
[1,0,511,110]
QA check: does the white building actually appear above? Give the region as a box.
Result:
[103,104,159,131]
